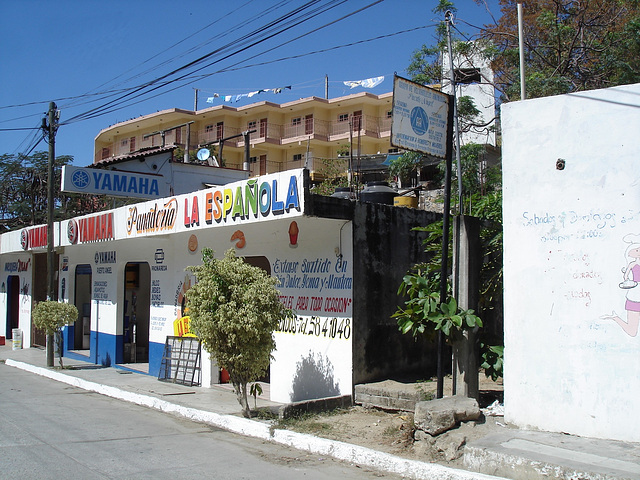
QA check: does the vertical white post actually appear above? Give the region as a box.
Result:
[518,2,526,100]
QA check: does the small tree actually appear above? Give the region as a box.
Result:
[32,301,78,368]
[186,248,290,418]
[388,151,423,187]
[311,157,349,196]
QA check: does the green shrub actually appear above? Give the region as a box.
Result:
[186,248,290,418]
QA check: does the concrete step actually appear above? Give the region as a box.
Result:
[355,379,430,411]
[464,430,640,480]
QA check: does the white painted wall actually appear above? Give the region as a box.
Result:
[442,42,497,147]
[502,83,640,442]
[270,219,353,403]
[0,251,32,345]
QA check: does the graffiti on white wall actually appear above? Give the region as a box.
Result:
[601,234,640,337]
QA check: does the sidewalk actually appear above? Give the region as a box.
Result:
[1,344,638,480]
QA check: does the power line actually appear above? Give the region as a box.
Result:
[1,21,428,132]
[64,0,336,124]
[3,0,463,150]
[63,0,383,123]
[60,0,279,110]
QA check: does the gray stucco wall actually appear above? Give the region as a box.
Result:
[352,202,441,385]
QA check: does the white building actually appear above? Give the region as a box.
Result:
[1,169,439,403]
[502,83,640,443]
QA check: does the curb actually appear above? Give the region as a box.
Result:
[5,359,506,480]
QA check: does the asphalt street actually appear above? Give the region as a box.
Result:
[0,363,400,480]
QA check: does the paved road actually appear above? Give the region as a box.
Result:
[0,364,399,479]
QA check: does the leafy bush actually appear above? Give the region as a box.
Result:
[32,301,78,335]
[480,344,504,382]
[32,301,78,368]
[186,248,290,417]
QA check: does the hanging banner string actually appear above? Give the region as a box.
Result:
[202,75,386,105]
[206,86,291,104]
[343,75,385,89]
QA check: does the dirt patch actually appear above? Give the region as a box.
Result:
[274,375,508,468]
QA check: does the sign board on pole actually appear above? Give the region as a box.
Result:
[391,75,450,158]
[61,165,169,199]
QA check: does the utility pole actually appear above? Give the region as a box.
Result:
[44,101,59,367]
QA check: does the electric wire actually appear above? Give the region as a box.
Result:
[1,20,423,132]
[1,0,393,158]
[63,0,382,123]
[3,0,445,157]
[39,1,316,118]
[0,21,416,130]
[60,0,286,111]
[63,0,334,124]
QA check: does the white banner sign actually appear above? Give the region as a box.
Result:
[62,165,169,199]
[391,75,450,158]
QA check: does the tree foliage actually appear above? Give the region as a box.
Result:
[388,151,423,187]
[394,144,504,379]
[0,151,144,231]
[186,248,290,418]
[310,157,349,196]
[32,301,78,368]
[482,0,640,101]
[32,300,79,335]
[0,152,73,230]
[406,0,458,85]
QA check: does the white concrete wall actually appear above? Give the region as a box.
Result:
[502,83,640,442]
[442,43,497,147]
[0,251,32,346]
[270,219,353,403]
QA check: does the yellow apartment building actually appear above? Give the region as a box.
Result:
[94,91,397,181]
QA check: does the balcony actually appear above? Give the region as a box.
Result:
[329,115,391,141]
[281,119,330,143]
[95,115,392,163]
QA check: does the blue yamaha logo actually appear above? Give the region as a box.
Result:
[410,106,429,136]
[71,170,90,190]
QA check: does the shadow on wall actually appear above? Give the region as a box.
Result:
[102,352,111,367]
[290,351,340,402]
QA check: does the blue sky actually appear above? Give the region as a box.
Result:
[0,0,500,166]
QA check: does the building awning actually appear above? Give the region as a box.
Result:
[382,154,402,166]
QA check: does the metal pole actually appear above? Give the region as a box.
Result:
[437,94,455,399]
[445,12,464,396]
[243,131,250,171]
[325,74,329,99]
[445,11,463,211]
[185,123,191,163]
[194,88,199,110]
[242,129,256,171]
[517,2,526,100]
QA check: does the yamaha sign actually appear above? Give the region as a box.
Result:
[62,165,169,199]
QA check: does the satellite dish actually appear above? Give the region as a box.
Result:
[197,148,210,161]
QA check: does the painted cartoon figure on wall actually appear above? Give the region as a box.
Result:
[174,274,195,337]
[602,234,640,337]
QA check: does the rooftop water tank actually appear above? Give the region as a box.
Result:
[359,181,397,205]
[330,187,356,200]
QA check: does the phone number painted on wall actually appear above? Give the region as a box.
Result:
[276,316,351,340]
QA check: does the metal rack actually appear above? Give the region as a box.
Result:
[158,336,202,387]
